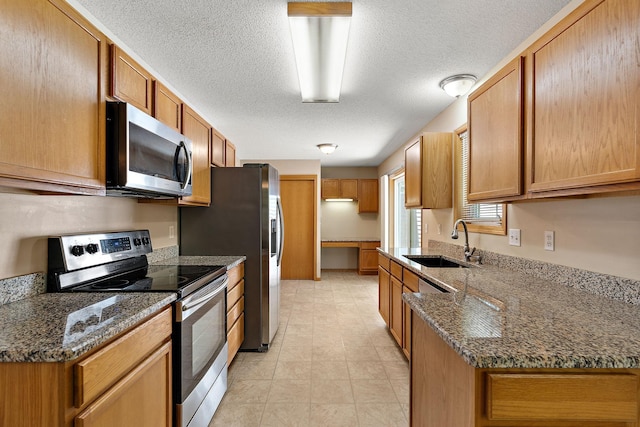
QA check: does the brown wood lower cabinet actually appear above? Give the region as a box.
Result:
[378,264,390,325]
[226,262,245,365]
[0,307,173,427]
[410,313,640,427]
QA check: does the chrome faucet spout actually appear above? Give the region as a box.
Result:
[452,219,480,263]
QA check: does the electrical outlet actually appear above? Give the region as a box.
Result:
[169,225,175,239]
[508,229,521,246]
[424,223,428,234]
[437,224,442,235]
[544,230,554,251]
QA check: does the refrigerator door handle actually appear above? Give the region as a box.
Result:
[276,197,284,266]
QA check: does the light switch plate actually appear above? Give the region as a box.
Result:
[544,230,554,251]
[509,229,521,246]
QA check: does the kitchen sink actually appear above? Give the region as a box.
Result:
[403,255,468,268]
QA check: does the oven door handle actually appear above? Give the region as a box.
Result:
[180,278,228,314]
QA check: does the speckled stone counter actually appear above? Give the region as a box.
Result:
[0,292,175,362]
[154,255,245,270]
[380,247,640,369]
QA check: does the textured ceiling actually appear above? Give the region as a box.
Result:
[73,0,571,166]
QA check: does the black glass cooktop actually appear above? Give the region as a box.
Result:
[71,264,226,295]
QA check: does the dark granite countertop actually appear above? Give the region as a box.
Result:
[0,254,245,363]
[0,292,175,362]
[380,246,640,369]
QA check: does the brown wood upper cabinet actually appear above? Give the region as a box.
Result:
[525,0,640,196]
[211,128,226,167]
[225,140,236,167]
[180,105,211,206]
[467,0,640,202]
[153,81,182,132]
[110,45,153,115]
[0,0,107,195]
[358,179,379,213]
[467,56,524,202]
[404,133,453,209]
[321,178,358,199]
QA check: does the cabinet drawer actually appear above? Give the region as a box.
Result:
[390,261,403,280]
[227,312,245,366]
[227,279,244,310]
[486,373,638,421]
[227,263,244,288]
[74,307,172,408]
[378,253,390,271]
[403,269,419,292]
[227,295,244,332]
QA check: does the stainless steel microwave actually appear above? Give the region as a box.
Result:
[106,101,193,198]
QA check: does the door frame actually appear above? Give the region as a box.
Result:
[280,174,319,281]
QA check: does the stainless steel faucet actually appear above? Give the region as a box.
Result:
[451,219,481,263]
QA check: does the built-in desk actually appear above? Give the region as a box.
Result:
[321,240,380,275]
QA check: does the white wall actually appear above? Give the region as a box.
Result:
[0,189,177,279]
[377,0,640,281]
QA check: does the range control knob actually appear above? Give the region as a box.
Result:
[142,237,150,245]
[86,243,99,254]
[133,238,142,246]
[70,245,84,257]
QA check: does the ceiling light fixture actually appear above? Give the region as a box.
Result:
[439,74,477,98]
[288,2,352,103]
[317,143,338,154]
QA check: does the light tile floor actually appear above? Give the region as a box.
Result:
[209,270,409,427]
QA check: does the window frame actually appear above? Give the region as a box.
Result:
[389,169,422,248]
[454,124,507,235]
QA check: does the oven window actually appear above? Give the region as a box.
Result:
[190,296,225,376]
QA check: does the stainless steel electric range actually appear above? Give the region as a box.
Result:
[47,230,228,427]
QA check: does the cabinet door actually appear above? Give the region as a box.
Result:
[0,0,106,195]
[153,81,181,132]
[211,129,226,167]
[225,140,236,167]
[378,266,390,326]
[110,45,152,114]
[358,246,379,275]
[75,342,172,427]
[468,56,523,201]
[389,276,403,346]
[340,179,358,199]
[405,139,422,208]
[402,285,412,359]
[358,179,379,213]
[526,0,640,193]
[180,105,211,206]
[421,133,453,208]
[321,179,340,199]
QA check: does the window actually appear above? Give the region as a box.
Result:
[390,171,421,247]
[454,126,506,235]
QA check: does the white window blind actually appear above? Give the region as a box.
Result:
[459,130,503,225]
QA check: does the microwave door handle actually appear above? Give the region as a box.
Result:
[177,141,192,190]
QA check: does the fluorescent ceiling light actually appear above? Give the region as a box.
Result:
[288,2,352,103]
[439,74,477,97]
[317,143,338,154]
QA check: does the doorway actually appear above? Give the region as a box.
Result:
[280,175,317,280]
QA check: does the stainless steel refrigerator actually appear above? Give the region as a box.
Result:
[179,164,283,351]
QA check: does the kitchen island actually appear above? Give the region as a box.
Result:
[379,245,640,426]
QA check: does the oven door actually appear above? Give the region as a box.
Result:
[174,274,228,424]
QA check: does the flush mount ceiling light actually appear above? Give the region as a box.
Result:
[317,143,338,154]
[439,74,477,98]
[288,2,352,103]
